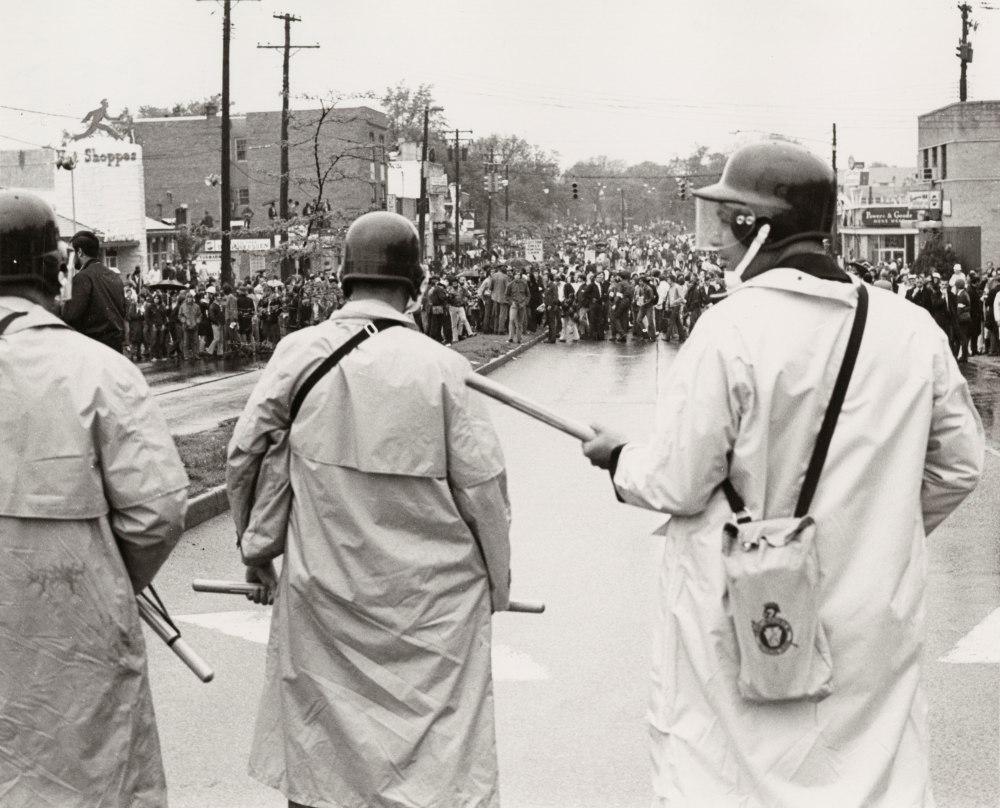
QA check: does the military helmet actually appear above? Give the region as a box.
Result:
[693,141,836,252]
[339,211,424,296]
[0,190,64,295]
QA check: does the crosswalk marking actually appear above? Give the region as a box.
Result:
[174,611,550,681]
[939,606,1000,663]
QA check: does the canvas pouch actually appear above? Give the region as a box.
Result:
[722,515,832,702]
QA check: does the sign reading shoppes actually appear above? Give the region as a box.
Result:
[203,238,274,252]
[860,207,910,228]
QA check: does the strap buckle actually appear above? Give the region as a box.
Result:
[733,508,753,525]
[363,321,378,337]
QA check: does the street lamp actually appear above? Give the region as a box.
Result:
[55,152,78,233]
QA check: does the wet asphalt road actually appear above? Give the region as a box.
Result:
[144,337,1000,807]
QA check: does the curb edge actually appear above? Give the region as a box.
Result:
[183,332,546,530]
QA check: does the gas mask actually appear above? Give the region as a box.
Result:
[694,197,771,285]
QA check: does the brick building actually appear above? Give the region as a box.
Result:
[133,105,389,229]
[917,100,1000,270]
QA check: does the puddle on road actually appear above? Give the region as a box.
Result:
[961,362,1000,446]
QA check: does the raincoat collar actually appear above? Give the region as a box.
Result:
[735,268,860,307]
[331,298,418,329]
[0,295,71,334]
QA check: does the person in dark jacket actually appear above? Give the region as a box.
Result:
[967,272,983,356]
[426,276,451,344]
[145,292,167,361]
[61,231,126,352]
[542,271,561,343]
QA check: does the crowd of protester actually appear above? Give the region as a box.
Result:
[848,259,1000,363]
[120,272,345,363]
[413,222,728,347]
[121,226,1000,369]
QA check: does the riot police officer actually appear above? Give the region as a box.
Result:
[227,211,512,808]
[581,141,983,807]
[0,190,188,807]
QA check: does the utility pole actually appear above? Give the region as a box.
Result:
[485,146,495,257]
[258,14,319,279]
[450,129,472,268]
[958,3,973,102]
[619,188,626,230]
[198,0,259,287]
[831,122,839,258]
[372,145,382,209]
[504,164,510,224]
[418,107,430,259]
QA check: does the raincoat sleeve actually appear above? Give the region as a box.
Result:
[921,329,985,534]
[445,366,511,611]
[613,314,752,514]
[98,364,189,592]
[226,337,298,561]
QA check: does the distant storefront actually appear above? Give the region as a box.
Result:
[0,134,148,274]
[839,185,938,267]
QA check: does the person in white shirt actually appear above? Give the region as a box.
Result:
[949,262,967,293]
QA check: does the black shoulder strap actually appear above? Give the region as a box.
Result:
[794,284,868,517]
[721,284,868,521]
[0,311,26,336]
[288,318,401,423]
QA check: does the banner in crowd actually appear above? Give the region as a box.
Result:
[523,239,544,262]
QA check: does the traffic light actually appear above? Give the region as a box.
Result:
[956,42,973,63]
[483,173,493,192]
[676,178,688,201]
[571,182,579,200]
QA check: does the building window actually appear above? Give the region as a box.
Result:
[238,188,250,206]
[235,138,247,162]
[156,203,163,219]
[922,149,929,169]
[379,134,384,144]
[370,161,377,181]
[369,131,375,142]
[931,147,937,168]
[941,144,947,179]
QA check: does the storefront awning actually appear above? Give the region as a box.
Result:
[839,227,919,236]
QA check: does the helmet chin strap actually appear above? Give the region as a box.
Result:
[735,224,771,280]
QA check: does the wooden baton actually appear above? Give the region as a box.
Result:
[192,579,544,613]
[465,374,596,442]
[137,597,214,683]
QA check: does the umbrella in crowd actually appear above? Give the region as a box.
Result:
[145,280,185,292]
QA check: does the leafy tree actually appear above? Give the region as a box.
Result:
[173,226,205,265]
[913,233,959,277]
[138,94,223,118]
[380,82,446,146]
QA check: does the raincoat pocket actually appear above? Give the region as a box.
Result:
[722,515,833,703]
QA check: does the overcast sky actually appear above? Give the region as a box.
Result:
[1,0,996,169]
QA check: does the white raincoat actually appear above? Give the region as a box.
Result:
[0,296,188,808]
[227,299,511,808]
[612,269,984,808]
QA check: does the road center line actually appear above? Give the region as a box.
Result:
[939,606,1000,663]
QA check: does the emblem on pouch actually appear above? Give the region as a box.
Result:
[752,602,795,655]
